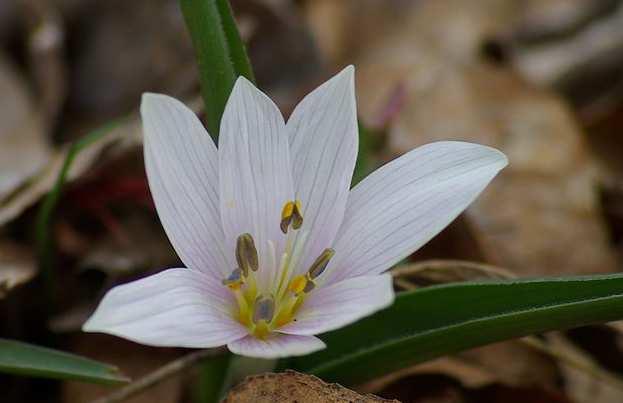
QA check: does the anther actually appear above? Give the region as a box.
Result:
[252,295,275,324]
[222,268,243,290]
[280,200,304,234]
[307,248,335,279]
[303,280,316,293]
[236,233,258,275]
[288,275,308,294]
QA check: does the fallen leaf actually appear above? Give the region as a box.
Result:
[225,370,397,403]
[0,241,36,298]
[0,52,51,200]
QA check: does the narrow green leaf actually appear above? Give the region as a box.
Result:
[180,0,255,139]
[0,339,129,384]
[289,274,623,385]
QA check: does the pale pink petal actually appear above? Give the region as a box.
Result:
[227,333,325,359]
[83,268,247,348]
[219,77,293,290]
[287,66,358,275]
[279,274,394,336]
[142,94,228,280]
[325,141,507,284]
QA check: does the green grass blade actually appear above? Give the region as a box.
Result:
[180,0,255,139]
[289,274,623,384]
[0,339,129,384]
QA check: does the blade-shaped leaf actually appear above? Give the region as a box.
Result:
[180,0,255,139]
[0,339,129,384]
[288,274,623,385]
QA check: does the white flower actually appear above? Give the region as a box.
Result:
[82,66,507,358]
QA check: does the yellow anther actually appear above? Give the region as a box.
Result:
[236,233,258,275]
[280,200,304,234]
[288,275,308,294]
[307,248,335,279]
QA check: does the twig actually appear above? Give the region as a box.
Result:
[391,259,516,281]
[91,347,226,403]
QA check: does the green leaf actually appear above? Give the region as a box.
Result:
[194,353,232,403]
[0,339,129,384]
[180,0,255,139]
[289,274,623,385]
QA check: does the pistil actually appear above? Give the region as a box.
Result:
[222,204,338,339]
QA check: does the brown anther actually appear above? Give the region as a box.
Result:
[236,233,258,275]
[280,200,304,234]
[307,248,335,279]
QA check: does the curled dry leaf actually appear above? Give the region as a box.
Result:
[391,259,514,288]
[0,241,36,298]
[0,53,51,201]
[224,370,397,403]
[0,118,143,227]
[333,1,619,278]
[0,97,204,227]
[303,0,618,397]
[543,333,623,403]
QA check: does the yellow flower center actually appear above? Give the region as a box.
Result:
[222,200,334,339]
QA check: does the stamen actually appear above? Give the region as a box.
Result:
[288,275,308,294]
[306,248,335,279]
[222,268,243,290]
[236,233,258,275]
[303,280,315,293]
[280,200,304,234]
[252,295,275,324]
[292,200,303,230]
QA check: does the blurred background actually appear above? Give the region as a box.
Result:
[2,0,623,401]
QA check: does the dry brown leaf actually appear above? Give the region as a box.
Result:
[360,356,498,393]
[303,0,619,397]
[392,259,514,288]
[0,117,141,226]
[0,97,206,227]
[63,335,182,403]
[0,52,52,200]
[543,333,623,403]
[346,7,617,278]
[79,213,176,277]
[225,370,397,403]
[0,241,36,298]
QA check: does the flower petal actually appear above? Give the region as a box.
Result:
[227,333,325,359]
[83,268,247,348]
[142,94,228,280]
[279,274,394,336]
[326,141,508,283]
[287,66,358,275]
[219,77,293,290]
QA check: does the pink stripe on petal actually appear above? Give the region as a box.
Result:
[287,66,358,278]
[227,333,325,359]
[279,274,394,336]
[219,77,294,292]
[83,268,246,348]
[326,141,507,283]
[141,94,229,280]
